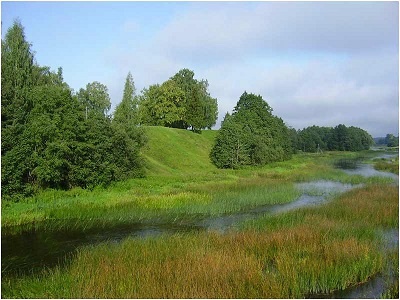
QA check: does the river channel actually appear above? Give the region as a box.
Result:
[2,153,398,298]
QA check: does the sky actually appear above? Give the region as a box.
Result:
[1,1,399,137]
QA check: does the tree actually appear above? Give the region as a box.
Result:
[385,134,399,147]
[210,113,249,168]
[114,72,138,126]
[78,81,111,119]
[113,72,146,148]
[186,83,205,132]
[298,126,331,152]
[138,80,185,127]
[137,68,218,132]
[211,92,291,168]
[2,20,39,198]
[1,20,35,154]
[202,89,218,129]
[297,124,373,152]
[28,85,82,189]
[32,66,68,88]
[170,68,218,131]
[2,84,82,196]
[1,20,146,200]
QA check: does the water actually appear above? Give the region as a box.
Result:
[310,275,387,299]
[342,163,399,181]
[1,222,201,278]
[0,180,362,278]
[372,153,398,160]
[310,229,399,299]
[381,228,399,251]
[2,154,398,298]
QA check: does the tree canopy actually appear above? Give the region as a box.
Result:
[210,92,292,168]
[138,68,218,132]
[114,72,138,126]
[294,124,374,153]
[1,20,145,201]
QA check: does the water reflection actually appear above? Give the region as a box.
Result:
[1,223,201,278]
[1,180,360,278]
[342,163,398,181]
[2,153,399,296]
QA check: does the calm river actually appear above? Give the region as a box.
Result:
[2,153,398,298]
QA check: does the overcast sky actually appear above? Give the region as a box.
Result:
[2,1,398,137]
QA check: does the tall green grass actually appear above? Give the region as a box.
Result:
[2,178,300,234]
[2,145,395,233]
[3,184,397,298]
[374,157,399,175]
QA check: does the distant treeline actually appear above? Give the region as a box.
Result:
[210,92,375,169]
[374,134,399,147]
[291,124,374,153]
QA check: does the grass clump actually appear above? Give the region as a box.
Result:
[2,148,395,233]
[3,184,397,298]
[374,157,399,175]
[1,231,383,299]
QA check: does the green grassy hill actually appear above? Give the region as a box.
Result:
[141,126,218,175]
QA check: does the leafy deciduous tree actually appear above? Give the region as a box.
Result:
[211,92,292,169]
[138,68,218,132]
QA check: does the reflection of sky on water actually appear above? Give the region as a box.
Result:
[3,153,399,299]
[342,163,398,181]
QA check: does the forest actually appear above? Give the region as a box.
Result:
[0,20,385,200]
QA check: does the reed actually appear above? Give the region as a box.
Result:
[2,150,392,233]
[374,158,399,175]
[3,184,396,298]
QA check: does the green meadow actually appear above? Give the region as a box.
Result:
[2,127,398,298]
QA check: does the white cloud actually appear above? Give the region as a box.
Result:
[152,1,398,65]
[104,1,398,137]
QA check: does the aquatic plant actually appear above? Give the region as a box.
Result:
[3,184,397,298]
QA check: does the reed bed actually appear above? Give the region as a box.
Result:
[3,184,397,298]
[2,179,301,235]
[2,151,393,233]
[374,157,399,175]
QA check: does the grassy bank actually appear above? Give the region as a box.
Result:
[2,127,398,298]
[2,129,395,234]
[2,150,393,233]
[3,184,397,298]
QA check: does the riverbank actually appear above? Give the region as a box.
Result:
[2,150,398,298]
[1,151,393,233]
[2,184,397,298]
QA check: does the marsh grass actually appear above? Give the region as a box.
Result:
[2,149,395,234]
[381,249,399,299]
[1,229,383,298]
[243,185,398,232]
[374,157,399,175]
[3,184,397,298]
[2,180,301,236]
